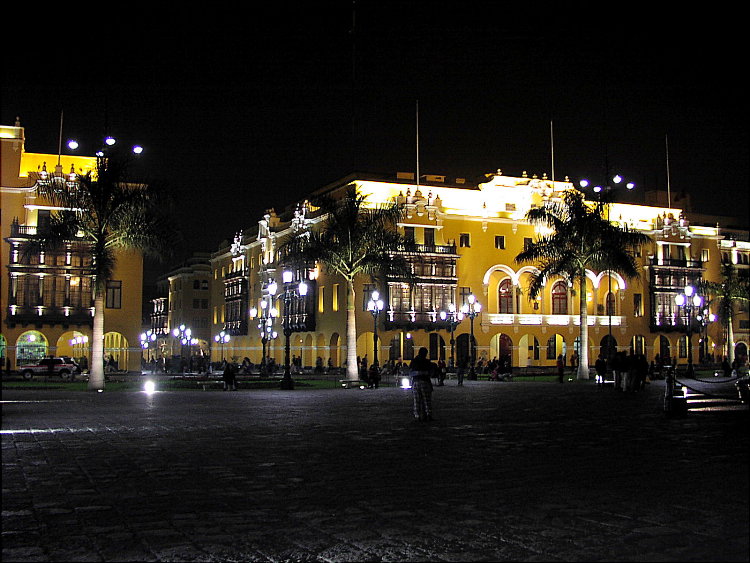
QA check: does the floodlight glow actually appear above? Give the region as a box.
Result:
[579,179,589,188]
[299,281,308,296]
[105,136,116,146]
[613,175,623,184]
[143,380,156,394]
[132,145,143,154]
[67,140,79,150]
[400,377,412,389]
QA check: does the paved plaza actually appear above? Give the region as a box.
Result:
[2,379,748,562]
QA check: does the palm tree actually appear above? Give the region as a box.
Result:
[279,185,414,381]
[702,261,750,364]
[515,189,650,379]
[35,152,178,391]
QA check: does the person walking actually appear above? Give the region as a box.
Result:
[556,354,565,383]
[457,357,466,386]
[410,347,435,421]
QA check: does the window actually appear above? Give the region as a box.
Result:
[403,226,415,242]
[551,281,568,315]
[524,237,533,251]
[633,293,643,317]
[105,280,122,309]
[459,286,472,306]
[201,280,209,290]
[333,284,339,312]
[424,228,435,246]
[495,235,505,249]
[362,283,376,311]
[193,299,200,309]
[459,233,471,248]
[498,279,513,314]
[193,280,200,289]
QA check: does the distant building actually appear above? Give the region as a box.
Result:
[200,170,748,371]
[1,121,145,371]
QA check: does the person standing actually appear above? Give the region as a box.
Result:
[557,354,565,383]
[410,347,434,421]
[223,360,237,391]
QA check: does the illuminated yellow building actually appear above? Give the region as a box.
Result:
[1,122,145,372]
[205,169,749,376]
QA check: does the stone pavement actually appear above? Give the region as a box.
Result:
[2,379,748,562]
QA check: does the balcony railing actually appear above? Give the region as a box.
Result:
[383,311,626,329]
[486,313,625,327]
[649,257,703,269]
[395,243,458,255]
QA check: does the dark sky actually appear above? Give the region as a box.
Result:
[3,3,747,276]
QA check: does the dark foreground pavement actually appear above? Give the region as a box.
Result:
[2,380,748,562]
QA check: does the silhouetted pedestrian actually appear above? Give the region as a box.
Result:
[410,347,434,421]
[223,361,237,391]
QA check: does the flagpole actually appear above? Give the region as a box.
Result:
[416,99,420,190]
[665,134,671,208]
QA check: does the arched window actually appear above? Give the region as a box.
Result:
[551,281,568,315]
[498,279,513,314]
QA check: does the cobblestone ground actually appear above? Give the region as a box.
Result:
[2,379,748,562]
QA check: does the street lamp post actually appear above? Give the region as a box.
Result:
[250,281,279,376]
[214,330,230,362]
[666,284,704,414]
[696,307,716,364]
[140,329,156,368]
[367,290,384,370]
[172,324,193,373]
[439,303,464,371]
[580,175,636,371]
[461,294,481,380]
[278,270,309,390]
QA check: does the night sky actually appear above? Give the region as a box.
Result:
[3,3,747,275]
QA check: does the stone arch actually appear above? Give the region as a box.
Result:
[518,333,540,367]
[16,331,48,364]
[329,333,341,367]
[103,332,129,372]
[303,334,313,367]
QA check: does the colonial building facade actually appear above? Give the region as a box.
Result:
[1,122,146,371]
[201,170,748,374]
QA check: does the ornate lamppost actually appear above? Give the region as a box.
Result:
[675,285,704,375]
[580,175,636,367]
[439,303,464,371]
[696,307,716,364]
[214,330,231,362]
[172,324,194,373]
[140,329,156,368]
[665,284,704,414]
[278,270,309,390]
[367,290,384,370]
[461,294,481,379]
[250,281,279,376]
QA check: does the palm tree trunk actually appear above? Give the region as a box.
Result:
[88,293,105,391]
[577,277,590,380]
[345,279,359,380]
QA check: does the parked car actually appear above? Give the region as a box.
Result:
[19,357,81,381]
